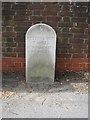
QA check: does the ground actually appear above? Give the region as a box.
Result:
[1,71,90,118]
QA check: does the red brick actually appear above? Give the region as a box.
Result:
[73,44,87,49]
[6,62,15,68]
[16,10,29,15]
[33,10,42,15]
[63,17,70,22]
[28,4,44,10]
[71,67,85,72]
[69,38,84,44]
[45,4,60,11]
[22,62,25,68]
[18,53,25,57]
[72,54,86,58]
[12,4,28,10]
[0,46,2,53]
[57,53,72,58]
[2,67,12,71]
[14,37,25,42]
[13,67,23,71]
[45,21,58,27]
[17,42,25,48]
[4,43,17,47]
[2,58,25,72]
[2,58,89,72]
[88,44,90,48]
[75,2,88,6]
[56,63,66,69]
[56,64,66,71]
[14,15,29,21]
[70,28,84,33]
[14,21,32,28]
[2,62,8,67]
[2,58,11,62]
[72,18,87,23]
[74,34,88,39]
[85,28,90,34]
[87,54,90,58]
[57,44,72,49]
[5,37,13,42]
[71,6,87,12]
[84,50,90,54]
[6,27,13,31]
[6,48,14,52]
[14,26,28,31]
[10,58,25,62]
[88,58,90,62]
[2,32,16,37]
[31,16,45,21]
[61,5,70,11]
[60,49,68,54]
[46,16,60,21]
[56,58,71,63]
[72,63,80,68]
[14,48,24,52]
[60,33,73,38]
[2,3,12,10]
[71,58,88,63]
[3,53,16,57]
[79,63,86,68]
[59,2,71,5]
[86,64,90,70]
[62,28,69,32]
[59,12,73,16]
[74,12,88,17]
[58,22,73,27]
[14,63,22,68]
[68,49,83,54]
[2,10,15,15]
[58,38,68,44]
[65,63,72,68]
[77,23,88,28]
[42,11,57,16]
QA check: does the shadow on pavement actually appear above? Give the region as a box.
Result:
[2,71,89,93]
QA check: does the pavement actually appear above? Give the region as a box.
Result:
[2,81,88,118]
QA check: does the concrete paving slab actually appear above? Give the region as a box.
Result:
[2,91,88,118]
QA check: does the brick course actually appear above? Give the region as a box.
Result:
[2,2,89,74]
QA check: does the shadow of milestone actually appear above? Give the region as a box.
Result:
[2,71,89,93]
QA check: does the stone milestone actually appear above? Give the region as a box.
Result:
[26,23,56,83]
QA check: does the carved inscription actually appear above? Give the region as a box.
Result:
[29,37,54,54]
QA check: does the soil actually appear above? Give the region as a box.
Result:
[1,71,90,99]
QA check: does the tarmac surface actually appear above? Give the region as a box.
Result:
[2,81,88,118]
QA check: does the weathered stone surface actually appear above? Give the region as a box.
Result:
[26,23,56,83]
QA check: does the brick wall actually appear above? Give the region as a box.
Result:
[2,2,89,75]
